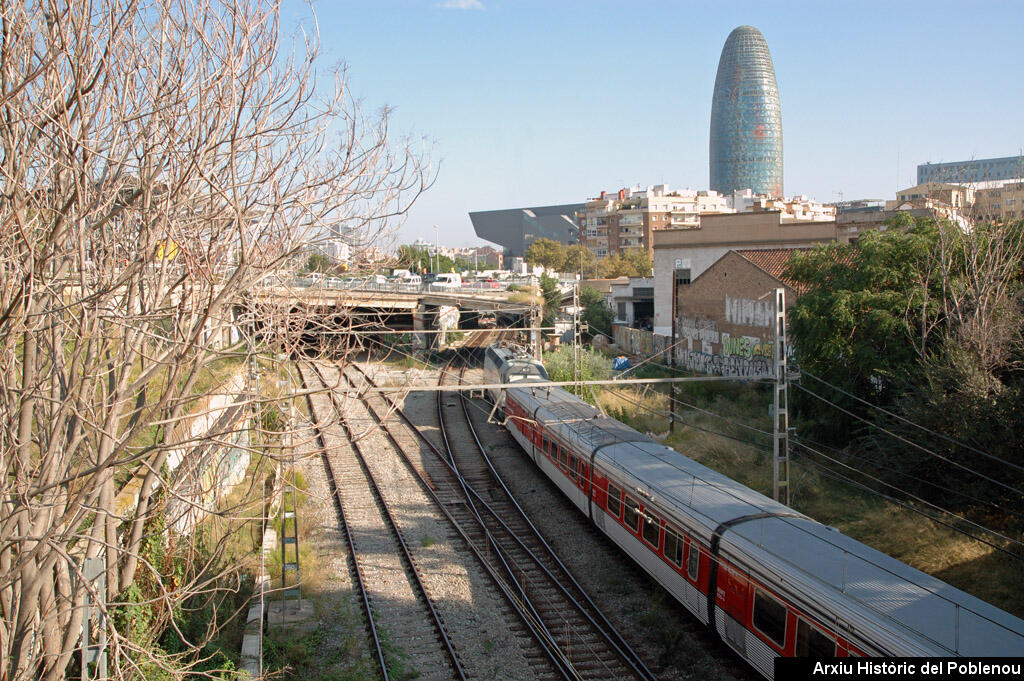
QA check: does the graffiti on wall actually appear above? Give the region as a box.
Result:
[681,351,773,378]
[612,325,668,358]
[676,310,779,378]
[678,317,720,345]
[720,333,774,360]
[724,295,774,328]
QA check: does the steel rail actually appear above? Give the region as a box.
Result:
[435,357,579,680]
[454,362,660,681]
[353,352,658,681]
[335,361,582,680]
[296,363,390,680]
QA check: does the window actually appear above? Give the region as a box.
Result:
[687,541,699,579]
[606,484,621,517]
[617,302,627,318]
[559,446,569,469]
[623,496,641,532]
[641,512,660,548]
[796,619,835,658]
[569,456,579,482]
[753,589,788,647]
[664,529,683,567]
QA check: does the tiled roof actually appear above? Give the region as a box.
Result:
[733,248,807,289]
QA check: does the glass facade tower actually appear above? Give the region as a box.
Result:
[709,26,783,198]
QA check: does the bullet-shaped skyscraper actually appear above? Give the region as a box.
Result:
[709,25,783,198]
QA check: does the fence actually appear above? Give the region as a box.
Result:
[612,324,669,358]
[611,324,776,378]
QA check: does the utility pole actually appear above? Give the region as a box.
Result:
[772,287,790,506]
[573,273,582,394]
[670,270,679,434]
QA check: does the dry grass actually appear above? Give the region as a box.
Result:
[605,384,1024,618]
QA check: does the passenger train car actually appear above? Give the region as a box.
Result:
[483,344,1024,678]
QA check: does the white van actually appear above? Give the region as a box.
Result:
[431,273,462,289]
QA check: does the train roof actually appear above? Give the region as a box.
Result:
[509,385,653,453]
[596,440,1024,656]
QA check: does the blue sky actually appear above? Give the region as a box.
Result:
[283,1,1024,247]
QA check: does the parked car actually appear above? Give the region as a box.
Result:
[430,273,462,289]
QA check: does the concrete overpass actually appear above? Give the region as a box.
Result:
[245,279,537,349]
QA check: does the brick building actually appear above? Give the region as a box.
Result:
[651,212,845,334]
[673,248,804,378]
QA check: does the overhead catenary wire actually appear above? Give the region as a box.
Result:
[790,438,1024,554]
[793,382,1024,499]
[792,445,1024,563]
[791,432,1019,518]
[800,368,1024,475]
[603,383,1024,561]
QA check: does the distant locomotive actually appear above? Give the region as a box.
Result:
[483,344,1024,678]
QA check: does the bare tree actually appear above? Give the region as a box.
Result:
[0,1,430,678]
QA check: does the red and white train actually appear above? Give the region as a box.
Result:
[483,344,1024,678]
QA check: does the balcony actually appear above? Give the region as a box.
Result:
[618,215,643,227]
[618,227,643,237]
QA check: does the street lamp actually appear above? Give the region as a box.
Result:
[433,224,439,273]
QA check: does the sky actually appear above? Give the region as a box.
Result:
[281,0,1024,248]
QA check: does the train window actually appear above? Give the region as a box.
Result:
[664,529,683,568]
[623,496,640,533]
[606,484,621,517]
[753,589,788,648]
[558,447,569,469]
[686,541,699,580]
[641,513,660,548]
[796,619,835,658]
[569,456,579,481]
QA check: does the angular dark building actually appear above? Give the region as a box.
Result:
[709,25,783,198]
[469,203,582,257]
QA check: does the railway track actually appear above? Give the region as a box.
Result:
[436,355,659,681]
[339,334,659,681]
[299,361,466,681]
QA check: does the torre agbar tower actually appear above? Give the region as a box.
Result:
[709,25,783,198]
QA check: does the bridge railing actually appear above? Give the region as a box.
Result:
[267,276,515,296]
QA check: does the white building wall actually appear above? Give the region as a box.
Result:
[652,242,811,335]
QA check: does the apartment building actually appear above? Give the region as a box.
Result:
[887,180,1024,223]
[578,184,836,259]
[577,184,731,258]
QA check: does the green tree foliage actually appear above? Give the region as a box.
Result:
[395,244,472,273]
[396,244,431,273]
[786,216,1024,512]
[304,252,332,274]
[525,237,568,270]
[598,248,653,278]
[543,345,612,403]
[786,218,942,422]
[562,244,598,277]
[580,285,612,339]
[539,273,562,328]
